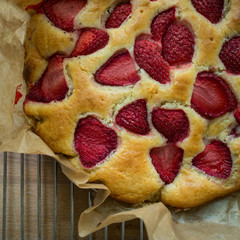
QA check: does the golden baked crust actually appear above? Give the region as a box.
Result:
[23,0,240,207]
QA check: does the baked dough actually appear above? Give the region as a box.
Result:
[23,0,240,208]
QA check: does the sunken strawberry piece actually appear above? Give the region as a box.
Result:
[192,141,232,179]
[150,144,184,184]
[71,28,109,56]
[230,126,240,138]
[219,37,240,75]
[234,105,240,125]
[115,99,150,135]
[152,108,189,143]
[74,116,118,168]
[191,72,237,119]
[26,55,69,103]
[95,50,140,86]
[26,1,44,12]
[151,8,176,42]
[191,0,224,24]
[134,39,170,84]
[162,22,195,66]
[105,3,132,29]
[42,0,87,31]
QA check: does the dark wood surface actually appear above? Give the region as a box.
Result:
[0,152,147,240]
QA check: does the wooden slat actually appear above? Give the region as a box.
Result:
[0,152,147,239]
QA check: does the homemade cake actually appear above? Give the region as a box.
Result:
[23,0,240,208]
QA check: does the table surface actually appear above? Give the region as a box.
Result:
[0,152,147,240]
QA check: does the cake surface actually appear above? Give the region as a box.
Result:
[23,0,240,208]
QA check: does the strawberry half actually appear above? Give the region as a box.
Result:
[191,72,237,119]
[150,144,184,184]
[26,55,69,103]
[115,99,150,135]
[162,22,195,66]
[219,37,240,75]
[94,50,140,86]
[74,116,118,168]
[191,0,224,24]
[151,8,176,42]
[192,141,232,179]
[152,108,189,143]
[134,39,170,84]
[42,0,87,31]
[105,3,132,29]
[71,28,109,57]
[234,105,240,125]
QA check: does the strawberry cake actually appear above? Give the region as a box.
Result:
[23,0,240,208]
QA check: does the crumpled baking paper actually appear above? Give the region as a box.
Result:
[0,1,239,239]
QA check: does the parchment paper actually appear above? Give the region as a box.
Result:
[0,1,239,239]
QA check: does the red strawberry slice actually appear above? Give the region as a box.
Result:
[74,116,118,168]
[234,105,240,124]
[26,55,69,103]
[151,8,176,42]
[134,39,170,84]
[115,99,150,135]
[191,0,224,24]
[105,3,132,29]
[191,72,237,119]
[192,141,232,179]
[94,50,140,86]
[219,37,240,75]
[42,0,87,31]
[150,144,184,184]
[162,22,195,66]
[152,108,189,143]
[71,28,109,57]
